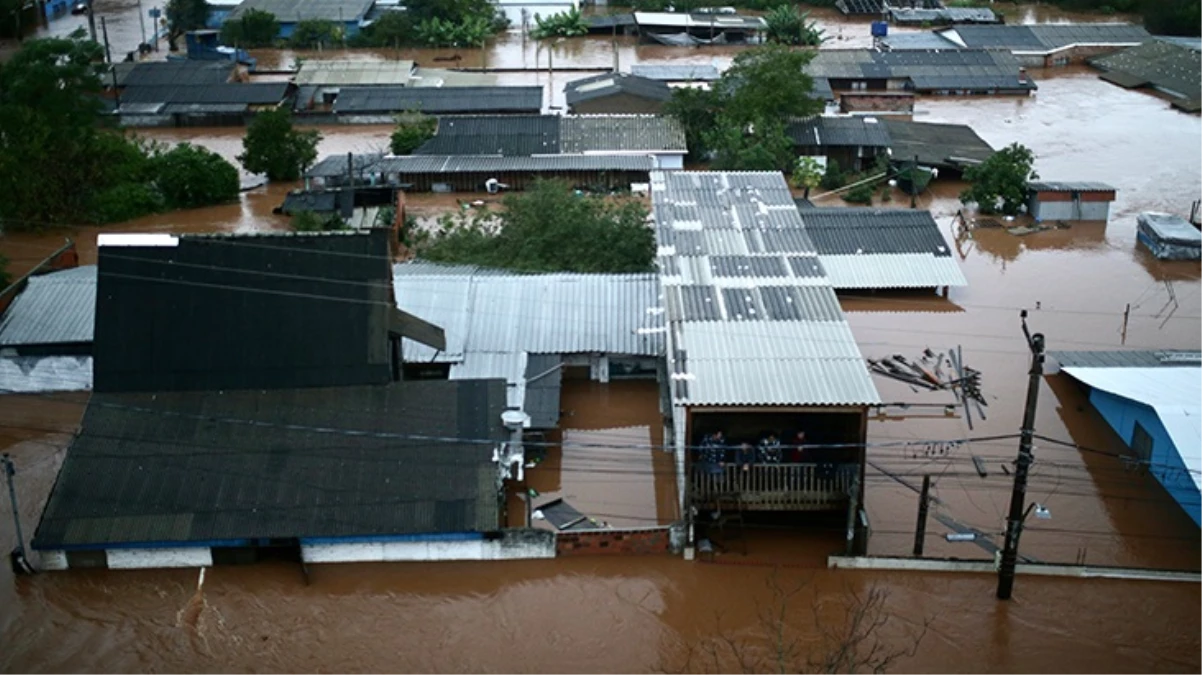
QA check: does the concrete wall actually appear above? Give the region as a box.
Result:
[108,547,214,569]
[556,527,672,556]
[301,530,557,563]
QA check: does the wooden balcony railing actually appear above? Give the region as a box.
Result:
[691,463,858,511]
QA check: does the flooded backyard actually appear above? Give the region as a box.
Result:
[1,5,1200,673]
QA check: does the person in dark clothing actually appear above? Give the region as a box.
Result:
[699,431,727,475]
[757,432,782,464]
[736,442,756,471]
[792,431,807,463]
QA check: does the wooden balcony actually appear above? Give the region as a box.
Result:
[691,463,858,511]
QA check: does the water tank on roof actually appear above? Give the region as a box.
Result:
[871,21,888,37]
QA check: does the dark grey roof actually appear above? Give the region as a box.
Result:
[115,61,234,87]
[0,266,96,348]
[93,229,397,393]
[630,64,721,81]
[883,119,995,169]
[586,13,636,30]
[1155,36,1202,51]
[565,73,672,106]
[524,354,563,429]
[836,0,938,15]
[807,49,1037,93]
[416,115,560,156]
[307,152,655,178]
[31,379,507,549]
[1028,181,1116,193]
[798,208,951,256]
[787,116,892,148]
[280,190,339,214]
[560,115,686,153]
[332,86,543,115]
[119,82,291,106]
[880,33,964,51]
[949,23,1151,52]
[811,77,834,102]
[1090,39,1202,106]
[1052,350,1202,368]
[888,7,998,25]
[226,0,374,23]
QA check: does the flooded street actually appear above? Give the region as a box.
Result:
[2,6,1201,673]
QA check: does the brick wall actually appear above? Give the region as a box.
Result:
[840,93,915,114]
[556,527,671,557]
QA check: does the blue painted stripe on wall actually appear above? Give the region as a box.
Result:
[45,539,252,552]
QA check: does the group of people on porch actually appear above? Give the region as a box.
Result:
[694,430,811,474]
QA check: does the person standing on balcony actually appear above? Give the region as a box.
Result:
[757,432,782,464]
[699,431,727,475]
[792,431,808,463]
[736,442,755,471]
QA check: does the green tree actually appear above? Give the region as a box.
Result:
[238,108,322,182]
[165,0,209,50]
[418,179,654,273]
[404,0,507,29]
[1142,0,1201,36]
[719,44,822,126]
[791,156,823,198]
[763,5,825,46]
[0,252,9,288]
[219,8,279,47]
[663,86,718,162]
[415,16,493,47]
[292,210,345,232]
[960,142,1038,216]
[706,117,796,172]
[152,143,240,209]
[353,10,415,47]
[289,19,342,48]
[530,8,589,39]
[390,112,437,155]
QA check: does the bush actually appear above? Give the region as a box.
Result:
[820,159,846,190]
[88,183,165,224]
[289,20,342,48]
[390,112,437,155]
[415,16,494,47]
[292,210,345,232]
[220,8,279,47]
[842,182,874,205]
[763,5,825,46]
[152,143,240,209]
[530,8,589,39]
[353,11,414,47]
[239,108,322,182]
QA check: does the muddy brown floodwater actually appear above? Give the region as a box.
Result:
[1,7,1201,673]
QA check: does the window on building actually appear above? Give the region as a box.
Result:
[1131,421,1154,462]
[65,549,108,569]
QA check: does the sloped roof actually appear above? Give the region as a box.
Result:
[1053,350,1202,369]
[1028,181,1116,193]
[93,230,397,393]
[295,60,415,87]
[565,72,673,106]
[307,153,655,177]
[560,115,687,153]
[118,82,290,106]
[787,115,892,148]
[883,119,996,169]
[630,64,720,81]
[888,7,998,24]
[31,379,507,549]
[836,0,938,14]
[0,266,97,348]
[1090,39,1202,107]
[115,61,234,87]
[416,115,560,156]
[0,355,92,393]
[226,0,374,23]
[944,23,1151,52]
[332,86,542,114]
[653,171,880,407]
[807,49,1037,92]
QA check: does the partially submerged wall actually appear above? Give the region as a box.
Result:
[556,527,672,556]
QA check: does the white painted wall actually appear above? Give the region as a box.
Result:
[39,550,68,571]
[655,154,685,171]
[302,537,556,563]
[106,547,214,569]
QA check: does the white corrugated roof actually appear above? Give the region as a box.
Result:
[819,253,968,289]
[1062,366,1201,497]
[653,171,880,407]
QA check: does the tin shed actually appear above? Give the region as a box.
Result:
[1137,212,1202,260]
[1026,181,1116,221]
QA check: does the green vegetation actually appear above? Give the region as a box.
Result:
[219,8,280,47]
[352,0,508,48]
[616,0,795,11]
[820,159,846,191]
[390,113,438,155]
[530,8,590,39]
[790,157,823,198]
[353,11,414,48]
[238,108,322,182]
[415,15,495,47]
[0,253,9,288]
[666,45,823,172]
[960,142,1038,216]
[416,179,654,273]
[842,182,874,205]
[292,211,346,232]
[289,19,343,48]
[164,0,209,50]
[0,34,240,230]
[763,6,825,46]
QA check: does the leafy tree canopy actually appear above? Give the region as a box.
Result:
[403,0,508,28]
[960,143,1038,216]
[417,179,654,273]
[415,15,494,47]
[165,0,209,48]
[220,8,279,47]
[152,143,240,209]
[239,108,322,182]
[530,8,589,39]
[763,5,825,46]
[390,112,437,155]
[289,19,343,48]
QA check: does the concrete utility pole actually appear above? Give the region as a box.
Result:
[137,0,147,50]
[996,310,1045,600]
[86,0,97,42]
[100,15,112,64]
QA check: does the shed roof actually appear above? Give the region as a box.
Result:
[0,266,97,348]
[565,72,673,106]
[653,171,880,407]
[295,60,415,87]
[787,115,892,148]
[1052,350,1202,369]
[31,379,507,549]
[632,11,766,30]
[416,115,560,156]
[883,119,995,169]
[1028,181,1117,193]
[630,64,721,81]
[114,61,234,87]
[560,115,687,153]
[307,152,656,178]
[226,0,374,23]
[942,23,1151,52]
[797,207,967,289]
[119,82,290,106]
[331,86,543,114]
[806,49,1037,92]
[1090,39,1202,107]
[836,0,938,14]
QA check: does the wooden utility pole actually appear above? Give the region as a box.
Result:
[997,310,1045,600]
[913,474,931,556]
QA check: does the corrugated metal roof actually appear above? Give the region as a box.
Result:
[295,60,415,87]
[819,254,967,289]
[0,355,92,393]
[119,82,290,106]
[653,171,879,406]
[307,152,655,177]
[889,7,998,24]
[883,119,995,169]
[1091,39,1201,105]
[1028,181,1116,192]
[630,64,720,81]
[0,266,97,347]
[32,379,507,549]
[880,33,964,51]
[560,115,687,153]
[227,0,374,23]
[115,61,234,87]
[836,0,938,15]
[1052,350,1202,368]
[787,115,892,148]
[946,23,1150,52]
[524,353,563,429]
[565,72,673,106]
[416,115,560,156]
[332,86,543,114]
[807,48,1037,92]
